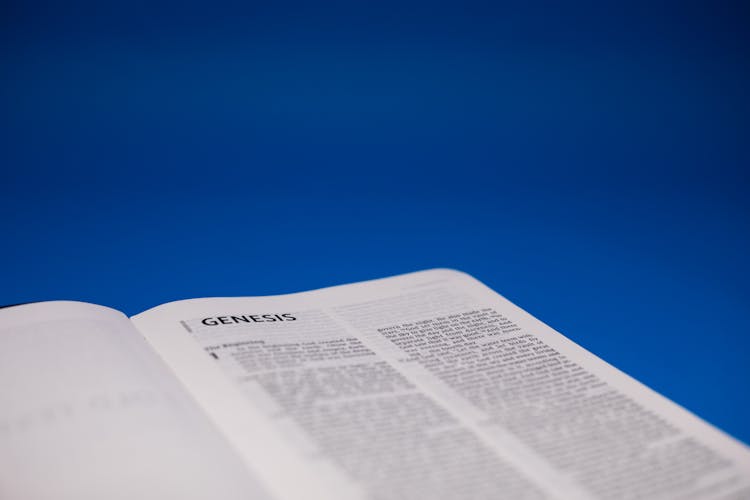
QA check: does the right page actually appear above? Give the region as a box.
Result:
[132,269,750,500]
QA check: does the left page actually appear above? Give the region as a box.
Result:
[0,301,273,500]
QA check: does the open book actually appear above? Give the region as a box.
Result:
[2,269,748,499]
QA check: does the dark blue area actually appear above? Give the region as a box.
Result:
[2,1,749,442]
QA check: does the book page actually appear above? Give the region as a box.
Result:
[132,269,750,499]
[0,301,273,500]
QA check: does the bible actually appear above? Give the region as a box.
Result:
[2,269,748,499]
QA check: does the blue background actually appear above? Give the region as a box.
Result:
[2,2,749,443]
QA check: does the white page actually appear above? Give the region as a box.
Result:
[132,269,750,499]
[0,301,273,500]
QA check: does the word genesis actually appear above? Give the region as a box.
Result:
[201,314,297,326]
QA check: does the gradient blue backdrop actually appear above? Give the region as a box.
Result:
[2,1,749,443]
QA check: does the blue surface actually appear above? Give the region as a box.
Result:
[2,2,749,443]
